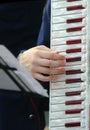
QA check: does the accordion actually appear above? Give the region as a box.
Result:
[49,0,90,130]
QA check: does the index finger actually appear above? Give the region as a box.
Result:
[52,52,66,60]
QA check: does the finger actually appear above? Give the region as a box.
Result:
[33,66,51,75]
[49,59,66,67]
[44,126,49,130]
[31,66,65,76]
[37,45,60,55]
[52,53,66,60]
[33,73,54,82]
[37,51,53,60]
[40,51,66,61]
[37,45,53,51]
[35,58,51,67]
[50,67,65,75]
[36,57,66,68]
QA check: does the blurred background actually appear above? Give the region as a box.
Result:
[0,0,46,56]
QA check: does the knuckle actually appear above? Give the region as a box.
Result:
[47,60,52,66]
[34,50,39,56]
[37,45,45,49]
[49,52,54,59]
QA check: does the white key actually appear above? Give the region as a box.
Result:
[51,44,86,52]
[51,35,86,46]
[51,95,85,104]
[52,21,85,31]
[51,86,85,97]
[52,13,86,24]
[52,73,86,82]
[49,127,85,130]
[52,0,86,9]
[52,28,86,38]
[50,82,86,89]
[50,110,85,120]
[50,103,85,112]
[52,8,86,17]
[50,117,85,127]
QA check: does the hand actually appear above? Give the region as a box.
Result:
[18,45,66,82]
[44,126,49,130]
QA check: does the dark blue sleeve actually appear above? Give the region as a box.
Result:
[37,0,50,47]
[37,0,50,109]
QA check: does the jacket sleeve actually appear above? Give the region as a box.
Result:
[37,0,50,48]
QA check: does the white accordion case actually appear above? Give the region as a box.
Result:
[49,0,90,130]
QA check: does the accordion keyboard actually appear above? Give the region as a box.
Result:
[49,0,90,130]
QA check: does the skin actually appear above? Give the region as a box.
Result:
[44,126,49,130]
[18,45,66,82]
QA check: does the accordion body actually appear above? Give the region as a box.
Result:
[49,0,90,130]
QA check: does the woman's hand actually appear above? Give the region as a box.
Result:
[18,45,66,82]
[44,126,49,130]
